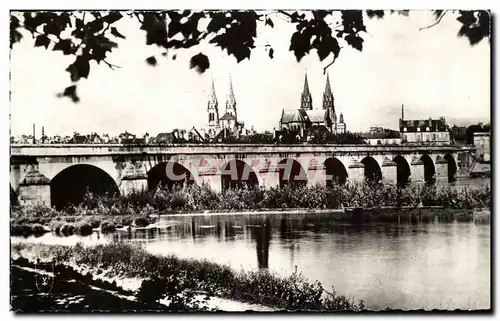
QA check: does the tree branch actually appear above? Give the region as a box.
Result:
[419,10,448,31]
[323,47,342,74]
[103,59,120,70]
[276,10,295,21]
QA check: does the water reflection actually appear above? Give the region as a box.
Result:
[11,211,490,310]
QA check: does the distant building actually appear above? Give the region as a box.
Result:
[188,126,206,142]
[279,73,346,139]
[473,132,490,162]
[399,105,450,144]
[206,76,245,140]
[362,130,401,145]
[118,131,136,143]
[154,132,174,144]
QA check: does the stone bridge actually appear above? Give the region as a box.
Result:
[10,143,474,208]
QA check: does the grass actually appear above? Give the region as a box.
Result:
[10,182,490,238]
[12,242,364,312]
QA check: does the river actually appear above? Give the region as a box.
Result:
[12,211,490,311]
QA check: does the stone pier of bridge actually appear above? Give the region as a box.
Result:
[9,143,469,207]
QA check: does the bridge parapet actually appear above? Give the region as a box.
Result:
[10,143,474,157]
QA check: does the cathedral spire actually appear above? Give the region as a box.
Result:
[208,76,218,105]
[300,73,313,110]
[207,76,219,130]
[227,75,236,105]
[226,75,237,119]
[322,72,334,110]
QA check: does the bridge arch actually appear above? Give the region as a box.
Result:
[50,164,120,210]
[324,157,348,186]
[147,161,195,191]
[277,158,308,187]
[444,154,457,182]
[420,154,436,183]
[361,156,382,183]
[220,159,259,190]
[393,155,411,186]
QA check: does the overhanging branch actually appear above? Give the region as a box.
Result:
[419,10,448,31]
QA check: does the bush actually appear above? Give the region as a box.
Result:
[100,221,116,234]
[31,224,46,236]
[133,217,150,228]
[60,223,75,236]
[49,220,65,234]
[75,222,93,236]
[13,243,364,311]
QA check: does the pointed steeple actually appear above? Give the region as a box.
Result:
[226,75,237,120]
[207,76,219,130]
[322,72,334,110]
[300,73,313,110]
[227,75,236,105]
[208,76,218,106]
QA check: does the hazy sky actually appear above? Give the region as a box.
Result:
[10,10,490,137]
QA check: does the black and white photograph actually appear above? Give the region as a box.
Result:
[8,7,491,313]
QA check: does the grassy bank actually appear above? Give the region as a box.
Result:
[11,182,490,237]
[12,242,364,312]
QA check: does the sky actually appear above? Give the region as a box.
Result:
[9,10,491,137]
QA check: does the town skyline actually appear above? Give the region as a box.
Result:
[10,10,490,137]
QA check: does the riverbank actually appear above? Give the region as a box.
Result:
[11,242,364,312]
[11,182,491,237]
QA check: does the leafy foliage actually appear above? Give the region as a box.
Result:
[9,10,491,103]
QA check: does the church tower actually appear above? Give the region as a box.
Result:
[226,75,237,120]
[207,77,220,134]
[322,73,337,133]
[300,73,313,110]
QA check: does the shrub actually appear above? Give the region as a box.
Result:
[60,223,75,236]
[31,224,46,236]
[75,222,93,236]
[49,220,65,234]
[100,221,116,234]
[133,217,150,228]
[82,217,101,229]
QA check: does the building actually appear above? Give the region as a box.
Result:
[362,130,401,145]
[206,76,245,140]
[399,105,450,144]
[279,73,346,139]
[473,132,490,162]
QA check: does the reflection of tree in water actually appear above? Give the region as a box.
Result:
[224,222,236,239]
[249,217,271,269]
[279,217,303,241]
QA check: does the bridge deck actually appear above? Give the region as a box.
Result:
[10,143,474,157]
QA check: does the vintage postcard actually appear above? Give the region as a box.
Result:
[9,9,491,312]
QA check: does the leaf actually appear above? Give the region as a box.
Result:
[58,85,80,103]
[345,34,364,51]
[189,53,210,74]
[206,13,229,33]
[315,36,340,61]
[10,15,23,48]
[366,10,384,19]
[53,39,75,55]
[289,31,312,62]
[65,56,90,82]
[145,56,157,66]
[34,34,50,49]
[102,11,123,24]
[457,10,490,46]
[269,48,274,59]
[265,18,274,28]
[110,27,126,39]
